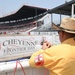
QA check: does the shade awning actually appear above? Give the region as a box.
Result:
[0,5,47,22]
[48,0,75,15]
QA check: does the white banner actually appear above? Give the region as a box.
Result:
[0,34,60,61]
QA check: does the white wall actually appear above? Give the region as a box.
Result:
[0,59,49,75]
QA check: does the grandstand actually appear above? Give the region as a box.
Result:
[0,5,48,35]
[0,0,75,35]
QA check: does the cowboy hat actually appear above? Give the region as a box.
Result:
[52,17,75,34]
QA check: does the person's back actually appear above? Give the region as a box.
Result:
[29,17,75,75]
[45,41,75,75]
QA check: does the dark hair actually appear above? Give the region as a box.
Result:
[64,31,75,38]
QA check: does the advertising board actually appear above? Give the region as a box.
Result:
[0,33,60,61]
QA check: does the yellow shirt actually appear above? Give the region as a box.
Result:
[29,37,75,75]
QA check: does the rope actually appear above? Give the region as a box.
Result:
[13,60,48,75]
[13,61,26,75]
[44,69,49,75]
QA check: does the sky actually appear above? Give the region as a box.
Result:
[0,0,67,17]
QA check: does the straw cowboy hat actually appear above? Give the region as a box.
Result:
[52,17,75,34]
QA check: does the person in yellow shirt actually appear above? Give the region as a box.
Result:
[29,17,75,75]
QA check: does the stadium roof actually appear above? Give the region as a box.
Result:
[1,0,75,22]
[48,0,75,15]
[0,5,48,22]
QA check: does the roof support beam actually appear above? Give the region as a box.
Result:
[71,3,75,17]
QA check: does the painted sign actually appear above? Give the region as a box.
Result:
[0,33,60,61]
